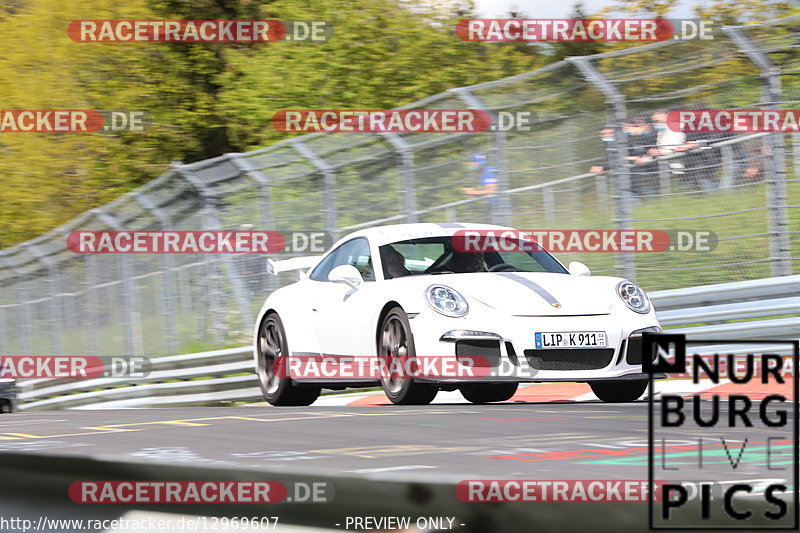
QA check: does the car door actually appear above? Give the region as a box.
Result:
[307,237,378,357]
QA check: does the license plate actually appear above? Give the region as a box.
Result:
[534,331,607,349]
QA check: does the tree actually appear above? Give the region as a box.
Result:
[216,0,547,149]
[548,2,604,61]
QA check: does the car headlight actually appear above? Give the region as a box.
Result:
[425,285,469,317]
[617,281,651,314]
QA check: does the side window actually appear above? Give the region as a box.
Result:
[308,250,340,281]
[309,238,375,282]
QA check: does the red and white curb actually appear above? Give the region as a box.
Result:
[309,378,791,407]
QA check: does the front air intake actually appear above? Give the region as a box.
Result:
[455,340,501,368]
[524,349,615,370]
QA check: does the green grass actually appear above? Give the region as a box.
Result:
[504,178,799,292]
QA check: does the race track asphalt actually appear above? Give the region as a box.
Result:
[0,401,789,483]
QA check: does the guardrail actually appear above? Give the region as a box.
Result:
[15,275,800,411]
[651,274,800,341]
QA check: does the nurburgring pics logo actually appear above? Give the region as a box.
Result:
[456,19,713,42]
[644,333,799,529]
[68,20,331,42]
[272,109,491,133]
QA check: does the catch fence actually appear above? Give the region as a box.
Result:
[1,17,799,357]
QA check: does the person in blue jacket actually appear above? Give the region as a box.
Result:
[462,153,498,197]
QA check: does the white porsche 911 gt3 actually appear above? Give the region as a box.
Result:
[253,223,660,406]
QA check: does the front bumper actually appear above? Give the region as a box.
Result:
[410,310,660,383]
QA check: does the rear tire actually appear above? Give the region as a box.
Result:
[460,383,518,404]
[256,313,320,406]
[0,400,11,414]
[589,379,648,403]
[378,307,438,405]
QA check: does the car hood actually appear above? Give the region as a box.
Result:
[413,272,616,316]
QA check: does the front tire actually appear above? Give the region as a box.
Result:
[256,313,320,406]
[378,307,438,405]
[460,383,518,404]
[589,379,648,403]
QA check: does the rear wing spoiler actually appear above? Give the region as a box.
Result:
[265,256,321,276]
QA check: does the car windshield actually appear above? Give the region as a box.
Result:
[379,236,568,279]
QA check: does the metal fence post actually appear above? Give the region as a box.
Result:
[227,153,280,294]
[0,258,30,355]
[84,253,100,355]
[381,133,418,223]
[290,140,339,240]
[227,153,275,230]
[719,144,735,189]
[543,188,555,224]
[172,163,253,334]
[0,297,5,356]
[570,56,635,281]
[24,245,63,356]
[450,87,512,227]
[725,26,792,276]
[92,209,144,357]
[134,191,179,354]
[491,127,512,226]
[595,172,608,209]
[10,265,33,355]
[657,160,671,195]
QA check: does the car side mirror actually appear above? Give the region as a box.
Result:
[568,261,591,276]
[328,264,364,289]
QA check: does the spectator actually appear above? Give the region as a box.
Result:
[624,115,657,153]
[633,111,688,160]
[623,116,658,195]
[628,111,696,189]
[591,120,658,196]
[590,126,617,175]
[462,153,498,196]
